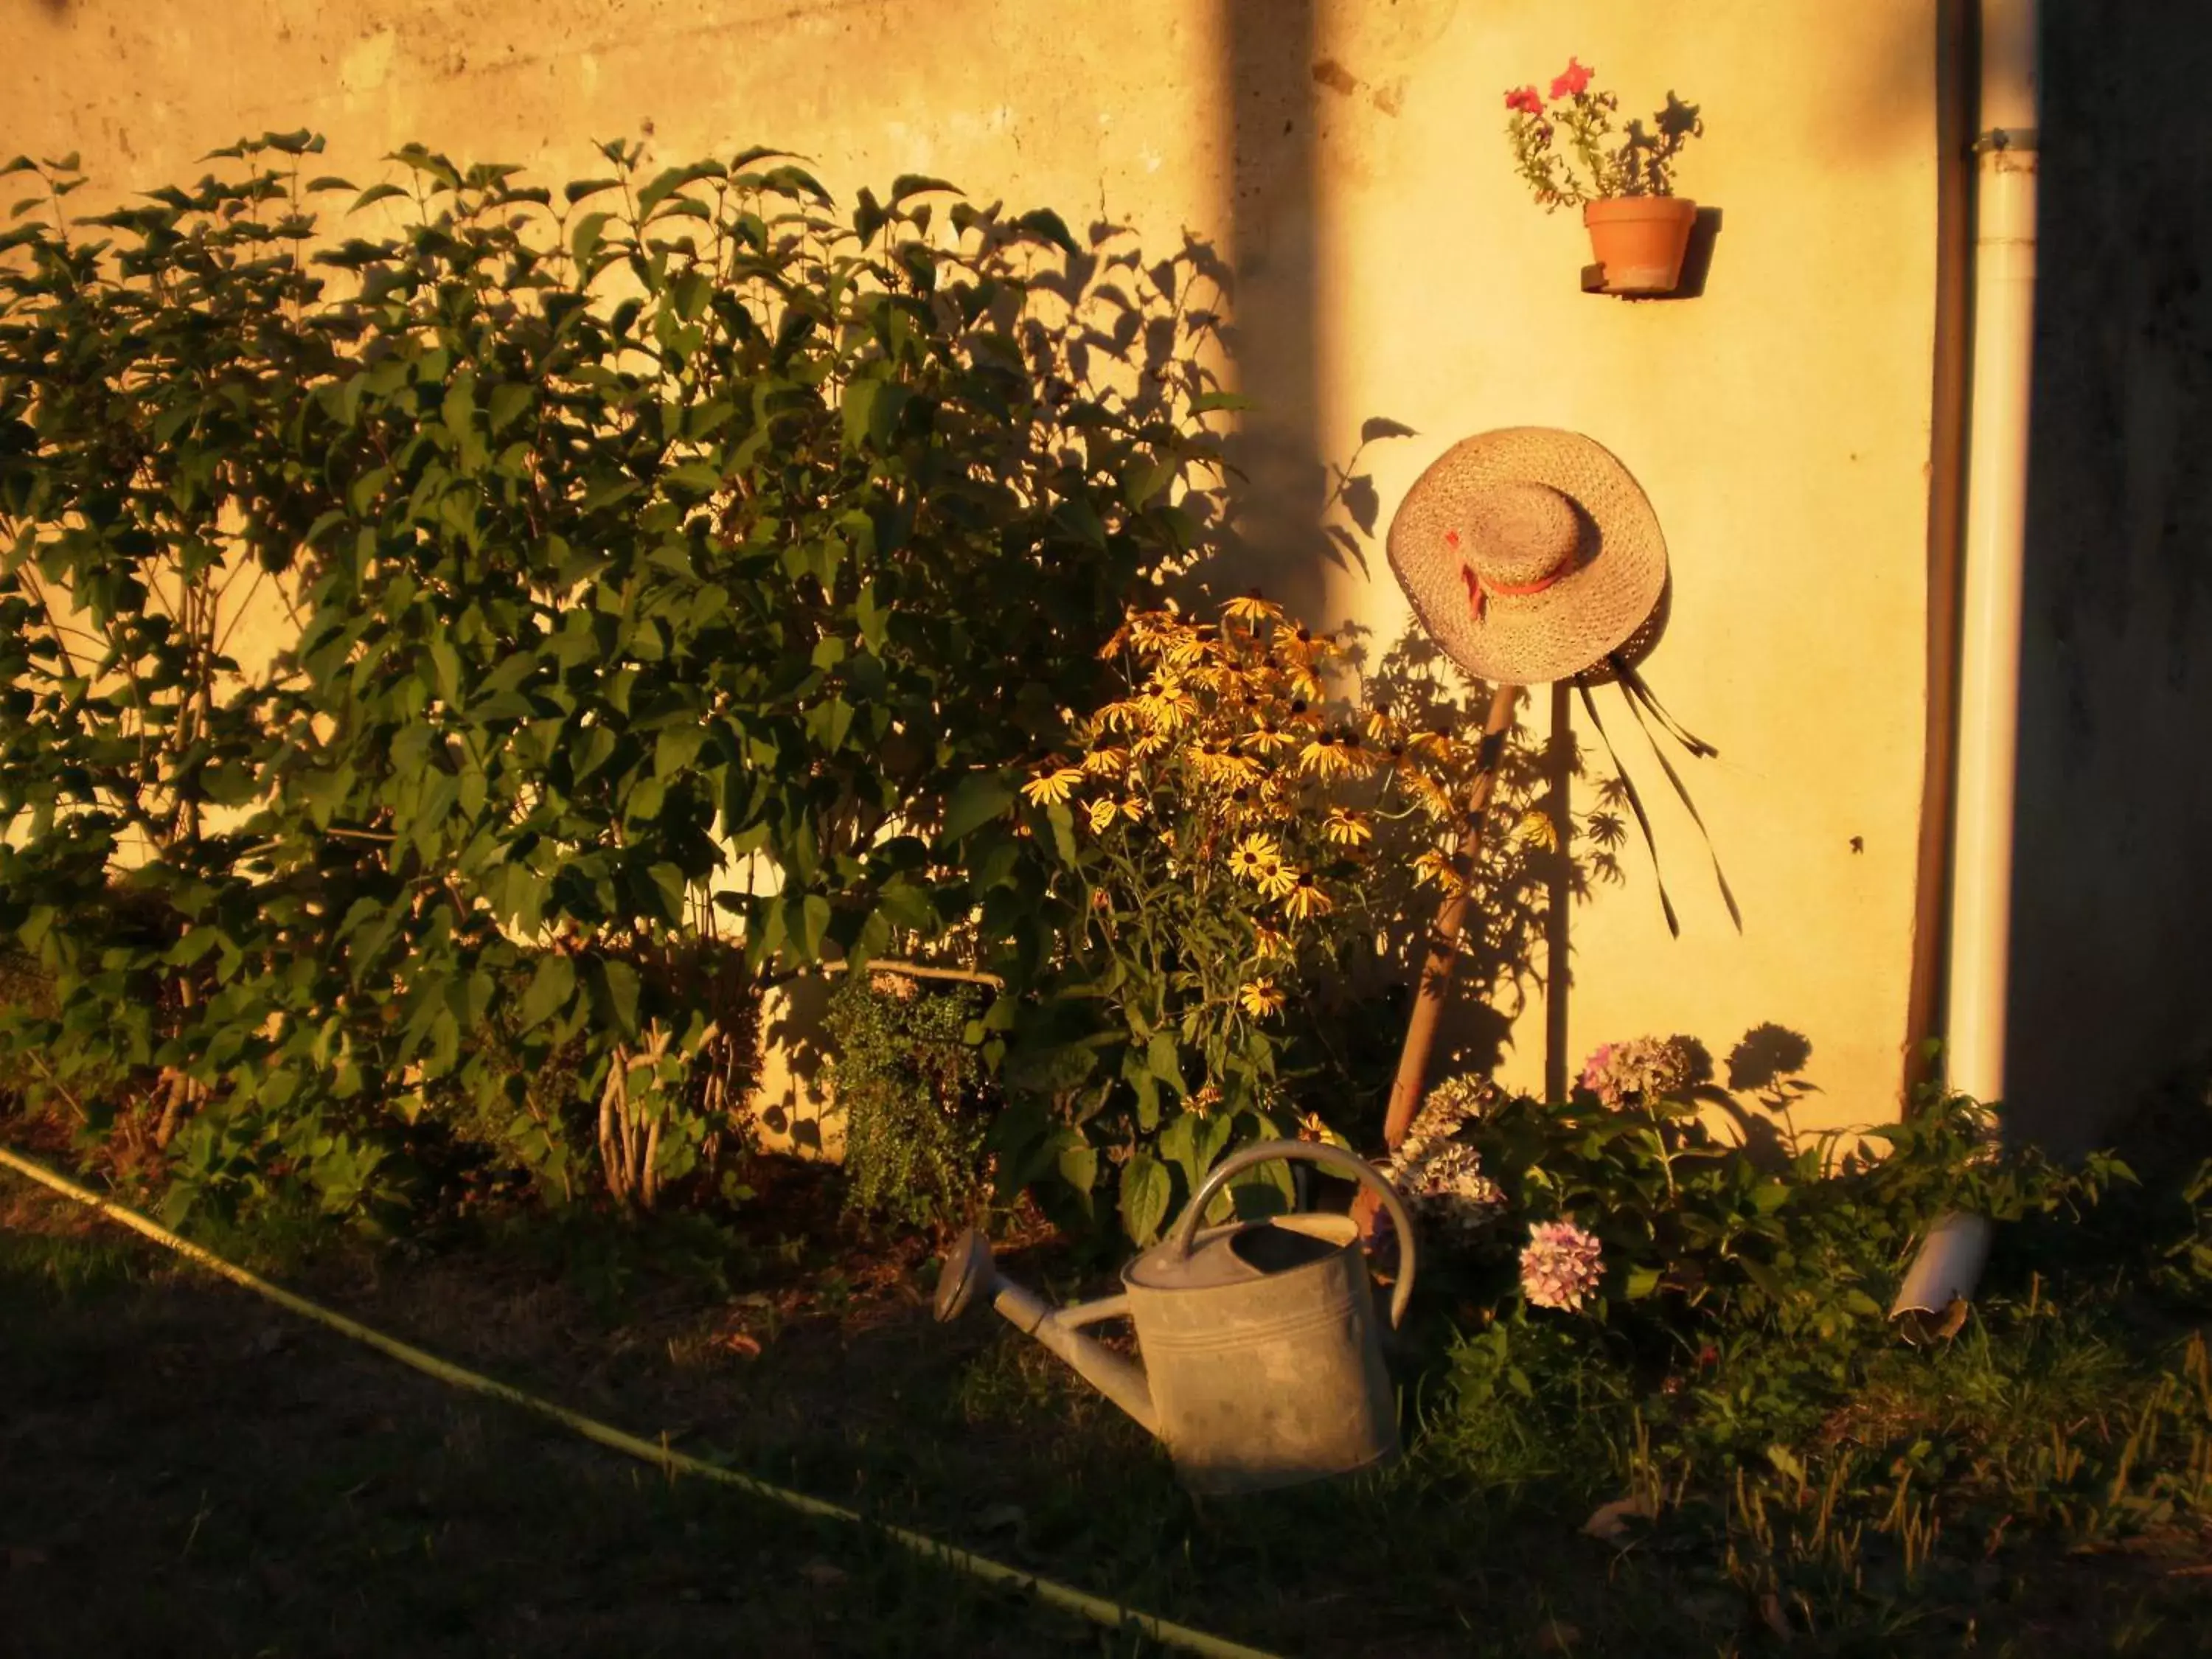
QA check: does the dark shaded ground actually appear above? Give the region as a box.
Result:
[9,1157,2212,1658]
[0,1172,1166,1659]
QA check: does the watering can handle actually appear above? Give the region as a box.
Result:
[1166,1141,1418,1329]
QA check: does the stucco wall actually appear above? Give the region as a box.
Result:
[4,0,1947,1141]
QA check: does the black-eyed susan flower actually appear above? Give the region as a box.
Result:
[1223,591,1279,623]
[1322,809,1374,847]
[1021,765,1084,805]
[1405,772,1456,819]
[1411,849,1466,896]
[1163,632,1211,669]
[1144,672,1199,728]
[1239,978,1285,1018]
[1296,731,1354,780]
[1227,832,1282,884]
[1238,718,1295,757]
[1295,1111,1354,1150]
[1281,871,1333,919]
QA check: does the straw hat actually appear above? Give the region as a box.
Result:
[1385,428,1668,686]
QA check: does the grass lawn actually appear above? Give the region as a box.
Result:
[7,1118,2212,1658]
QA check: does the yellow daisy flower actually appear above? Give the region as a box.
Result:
[1020,766,1084,806]
[1282,872,1333,920]
[1238,978,1284,1018]
[1296,1111,1354,1150]
[1227,832,1282,884]
[1322,809,1373,847]
[1254,855,1298,901]
[1087,797,1121,835]
[1400,728,1450,759]
[1404,772,1455,819]
[1295,733,1354,780]
[1411,849,1467,897]
[1222,591,1279,623]
[1162,633,1212,669]
[1237,720,1296,757]
[1136,672,1198,733]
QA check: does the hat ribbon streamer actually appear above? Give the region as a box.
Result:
[1576,656,1742,938]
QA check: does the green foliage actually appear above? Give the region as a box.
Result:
[0,133,1228,1225]
[1504,61,1705,208]
[980,588,1601,1243]
[1443,1082,2122,1349]
[823,972,990,1232]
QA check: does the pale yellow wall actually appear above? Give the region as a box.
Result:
[1298,2,1941,1130]
[4,1,1944,1141]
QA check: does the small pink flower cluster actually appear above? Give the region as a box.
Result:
[1503,57,1593,116]
[1520,1219,1604,1312]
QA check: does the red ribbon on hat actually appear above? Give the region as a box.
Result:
[1448,529,1576,622]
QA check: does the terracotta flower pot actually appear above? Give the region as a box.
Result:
[1582,196,1698,295]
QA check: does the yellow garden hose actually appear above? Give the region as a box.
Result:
[0,1144,1282,1659]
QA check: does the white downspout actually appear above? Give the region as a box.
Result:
[1892,0,2041,1332]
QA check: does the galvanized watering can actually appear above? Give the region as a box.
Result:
[934,1140,1416,1495]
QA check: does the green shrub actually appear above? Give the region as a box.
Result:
[824,972,991,1232]
[0,131,1229,1226]
[1404,1068,2124,1371]
[0,944,52,1110]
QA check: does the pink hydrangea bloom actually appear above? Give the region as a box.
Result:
[1520,1220,1604,1312]
[1577,1042,1616,1096]
[1550,58,1593,100]
[1578,1035,1694,1111]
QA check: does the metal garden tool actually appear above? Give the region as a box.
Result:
[934,1140,1416,1495]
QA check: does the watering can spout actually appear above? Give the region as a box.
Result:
[934,1229,1160,1438]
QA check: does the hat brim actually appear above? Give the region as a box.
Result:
[1385,428,1669,686]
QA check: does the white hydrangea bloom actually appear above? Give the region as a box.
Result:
[1386,1074,1507,1242]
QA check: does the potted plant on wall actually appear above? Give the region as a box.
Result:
[1505,58,1705,295]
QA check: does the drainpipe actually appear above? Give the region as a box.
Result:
[1892,0,2040,1335]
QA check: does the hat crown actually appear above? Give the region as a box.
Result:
[1459,481,1582,587]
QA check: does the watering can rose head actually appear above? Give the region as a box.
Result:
[1504,59,1704,210]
